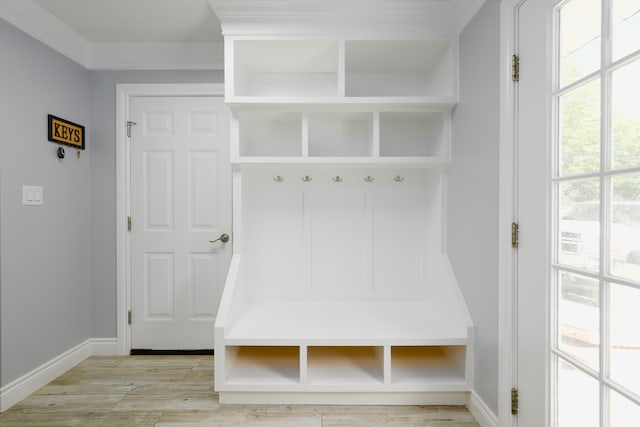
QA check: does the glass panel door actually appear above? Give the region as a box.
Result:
[553,0,640,425]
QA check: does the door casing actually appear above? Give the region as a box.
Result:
[499,1,522,424]
[115,83,226,355]
[499,0,558,425]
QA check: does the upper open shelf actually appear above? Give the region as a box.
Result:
[234,110,450,165]
[228,38,458,105]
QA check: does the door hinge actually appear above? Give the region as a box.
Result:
[511,388,519,415]
[512,222,519,248]
[512,55,520,82]
[128,310,132,325]
[127,216,132,231]
[126,121,137,138]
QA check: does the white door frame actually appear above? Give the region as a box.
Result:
[500,0,559,425]
[498,1,523,425]
[115,83,226,355]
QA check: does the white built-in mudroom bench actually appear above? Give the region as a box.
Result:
[209,0,477,405]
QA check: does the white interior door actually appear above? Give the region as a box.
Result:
[517,0,640,425]
[130,96,231,350]
[516,0,553,425]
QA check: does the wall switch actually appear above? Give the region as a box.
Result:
[22,185,43,206]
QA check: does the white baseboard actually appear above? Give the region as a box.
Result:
[0,338,118,412]
[220,391,469,405]
[90,338,118,356]
[468,390,498,427]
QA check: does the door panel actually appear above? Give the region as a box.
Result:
[130,96,231,350]
[517,0,553,424]
[518,0,640,425]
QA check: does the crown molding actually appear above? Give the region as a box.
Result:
[0,0,91,67]
[0,0,225,70]
[90,41,224,70]
[208,0,485,38]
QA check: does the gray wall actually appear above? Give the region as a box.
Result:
[0,19,92,385]
[89,71,224,338]
[1,3,504,411]
[449,0,500,414]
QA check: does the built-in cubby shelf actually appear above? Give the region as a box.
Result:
[217,340,470,393]
[307,346,384,386]
[214,24,473,404]
[238,111,302,157]
[228,38,458,103]
[234,110,449,165]
[233,40,340,97]
[391,346,467,386]
[345,40,455,97]
[225,346,300,386]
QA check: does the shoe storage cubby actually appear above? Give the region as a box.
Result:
[219,343,469,392]
[225,346,300,386]
[306,346,385,386]
[391,346,466,386]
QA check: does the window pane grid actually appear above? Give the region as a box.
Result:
[553,0,640,424]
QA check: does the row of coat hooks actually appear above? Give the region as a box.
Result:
[273,175,405,183]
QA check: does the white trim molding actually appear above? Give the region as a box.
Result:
[0,339,118,412]
[468,391,499,427]
[0,0,90,66]
[90,41,224,70]
[0,0,224,70]
[498,0,523,426]
[115,84,226,356]
[208,0,485,37]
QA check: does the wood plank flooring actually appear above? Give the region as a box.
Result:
[0,356,480,426]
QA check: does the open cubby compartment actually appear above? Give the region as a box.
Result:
[225,345,300,386]
[308,112,373,157]
[379,112,448,158]
[238,111,302,157]
[306,346,385,386]
[345,40,457,97]
[391,346,466,386]
[233,39,340,97]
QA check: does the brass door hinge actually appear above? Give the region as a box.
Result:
[128,310,132,325]
[127,216,132,231]
[126,121,137,138]
[511,388,519,415]
[512,55,520,82]
[512,222,519,248]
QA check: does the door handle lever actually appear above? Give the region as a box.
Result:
[209,233,230,244]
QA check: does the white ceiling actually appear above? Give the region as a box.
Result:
[33,0,223,43]
[0,0,484,70]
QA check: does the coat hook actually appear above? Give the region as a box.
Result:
[273,175,284,182]
[364,175,375,182]
[333,176,343,183]
[302,175,312,182]
[394,175,404,182]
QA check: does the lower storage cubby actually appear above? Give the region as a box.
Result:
[225,346,300,385]
[306,346,384,386]
[391,346,466,386]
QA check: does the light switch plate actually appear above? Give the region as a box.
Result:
[22,185,43,206]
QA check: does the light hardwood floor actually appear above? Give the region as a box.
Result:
[0,356,480,426]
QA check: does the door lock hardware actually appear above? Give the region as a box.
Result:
[209,233,230,244]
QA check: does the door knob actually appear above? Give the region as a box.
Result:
[209,233,230,244]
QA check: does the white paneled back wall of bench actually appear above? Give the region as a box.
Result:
[208,0,482,405]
